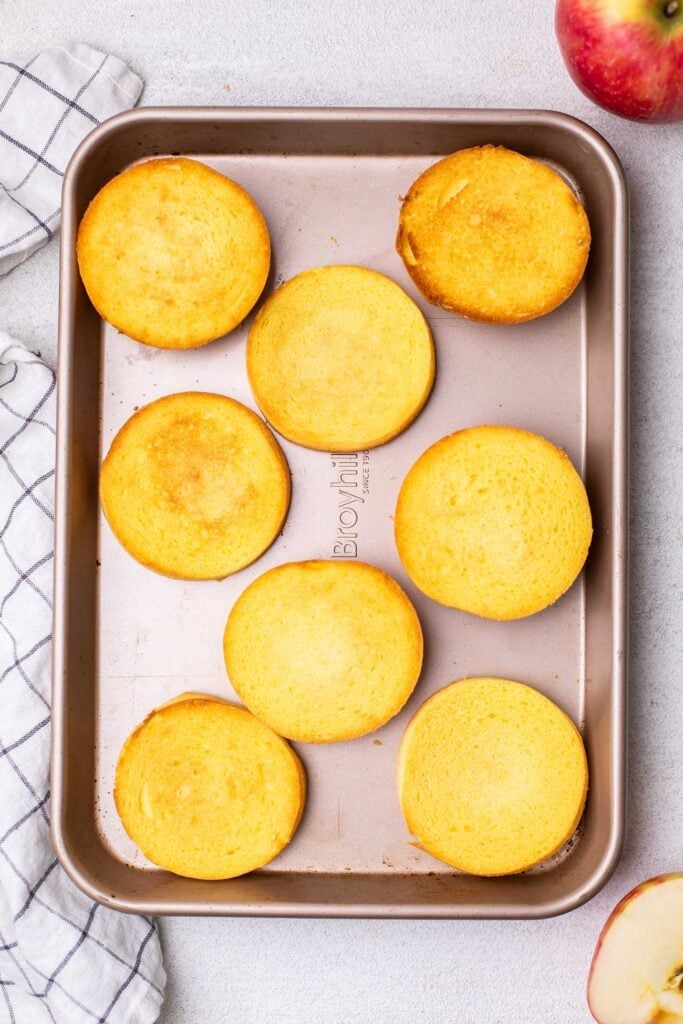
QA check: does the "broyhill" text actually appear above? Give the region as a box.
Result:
[329,451,370,558]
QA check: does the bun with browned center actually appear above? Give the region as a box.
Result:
[397,145,590,324]
[100,392,290,580]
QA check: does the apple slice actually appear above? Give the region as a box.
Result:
[588,874,683,1024]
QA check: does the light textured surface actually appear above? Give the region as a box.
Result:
[2,2,682,1022]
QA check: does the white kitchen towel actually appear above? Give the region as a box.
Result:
[0,339,166,1022]
[0,42,143,277]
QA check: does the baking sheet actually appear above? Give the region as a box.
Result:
[53,108,628,917]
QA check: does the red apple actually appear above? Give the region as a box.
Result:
[556,0,683,122]
[588,873,683,1024]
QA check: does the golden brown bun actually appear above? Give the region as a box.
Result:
[100,392,290,580]
[397,145,590,324]
[224,559,423,742]
[115,695,306,880]
[394,425,592,619]
[398,677,588,875]
[77,157,270,348]
[247,265,434,451]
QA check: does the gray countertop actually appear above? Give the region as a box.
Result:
[3,2,682,1022]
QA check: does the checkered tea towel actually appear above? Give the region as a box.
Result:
[0,42,143,277]
[0,339,166,1023]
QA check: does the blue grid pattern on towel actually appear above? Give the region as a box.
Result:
[0,345,165,1023]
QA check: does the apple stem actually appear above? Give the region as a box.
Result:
[664,0,679,16]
